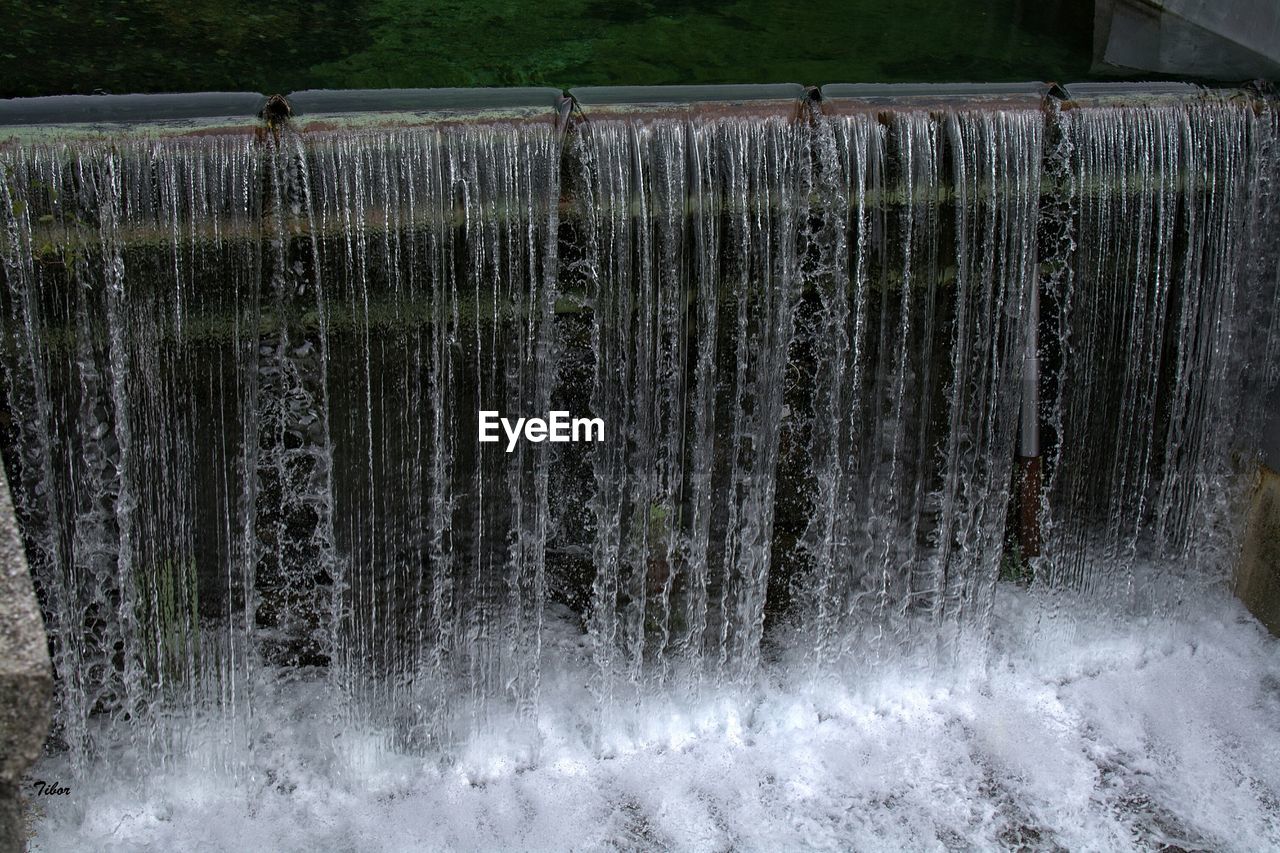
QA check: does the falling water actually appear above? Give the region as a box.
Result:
[792,107,1043,671]
[566,115,807,704]
[1040,99,1279,602]
[1,94,1278,806]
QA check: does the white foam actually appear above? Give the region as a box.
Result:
[28,585,1280,851]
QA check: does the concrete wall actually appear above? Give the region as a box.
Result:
[1095,0,1280,79]
[1237,379,1280,634]
[0,459,51,853]
[1238,465,1280,635]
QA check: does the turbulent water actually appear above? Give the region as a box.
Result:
[2,94,1279,849]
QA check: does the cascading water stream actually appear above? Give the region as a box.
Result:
[567,115,806,703]
[792,107,1043,672]
[2,93,1279,848]
[1040,101,1277,602]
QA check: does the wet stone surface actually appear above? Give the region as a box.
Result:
[0,459,52,853]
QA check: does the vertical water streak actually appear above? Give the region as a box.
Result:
[574,113,805,702]
[1042,98,1270,603]
[796,106,1040,669]
[252,129,337,670]
[0,135,265,769]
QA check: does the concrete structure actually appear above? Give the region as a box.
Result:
[0,459,51,853]
[1238,382,1280,635]
[1095,0,1280,79]
[1238,465,1280,635]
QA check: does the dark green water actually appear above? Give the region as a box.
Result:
[3,0,1100,98]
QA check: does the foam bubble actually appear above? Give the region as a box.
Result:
[28,586,1280,852]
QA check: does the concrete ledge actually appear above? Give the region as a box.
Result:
[569,84,805,107]
[1237,465,1280,636]
[286,87,563,116]
[559,85,806,122]
[0,92,268,126]
[1061,81,1203,98]
[819,82,1052,114]
[0,457,51,853]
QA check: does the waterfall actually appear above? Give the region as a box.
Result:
[792,107,1043,671]
[1040,100,1278,602]
[1,95,1277,777]
[568,115,807,704]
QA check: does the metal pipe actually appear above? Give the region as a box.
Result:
[555,91,577,136]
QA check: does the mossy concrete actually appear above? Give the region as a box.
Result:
[1237,465,1280,636]
[0,458,51,853]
